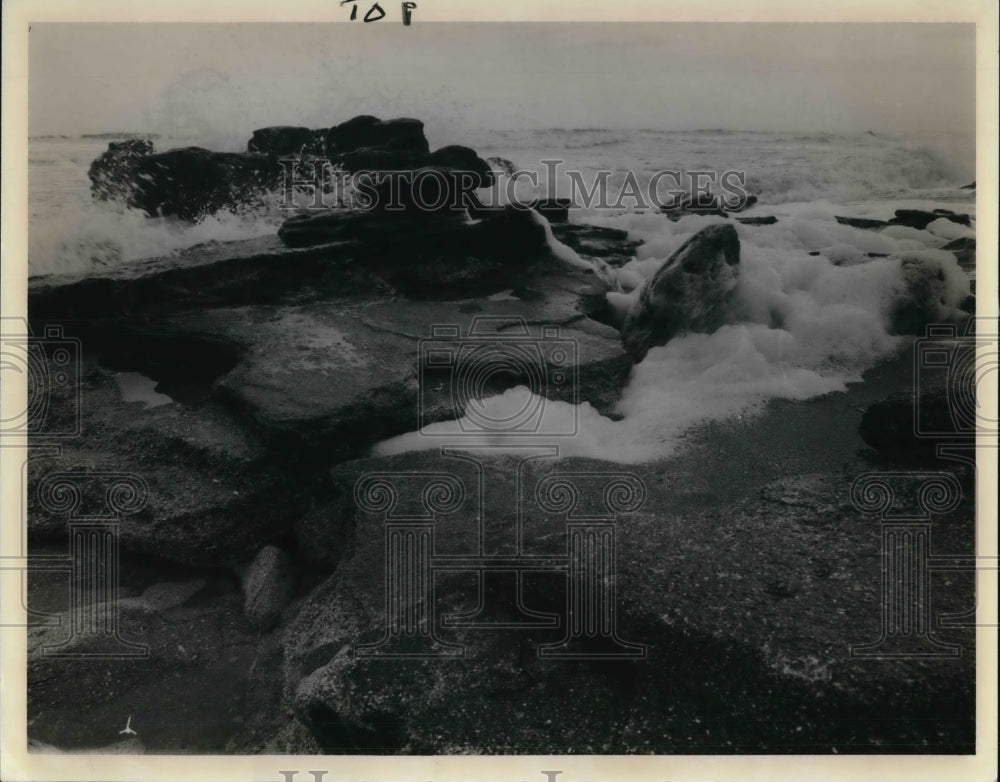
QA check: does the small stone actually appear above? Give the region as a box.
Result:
[241,545,294,631]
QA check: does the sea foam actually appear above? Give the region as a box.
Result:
[374,205,972,463]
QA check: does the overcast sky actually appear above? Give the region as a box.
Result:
[29,23,975,147]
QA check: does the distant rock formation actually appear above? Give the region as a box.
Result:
[87,116,502,221]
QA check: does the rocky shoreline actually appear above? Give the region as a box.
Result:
[26,118,977,754]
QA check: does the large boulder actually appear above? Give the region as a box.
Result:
[88,138,155,202]
[326,116,428,155]
[423,145,494,188]
[859,389,971,457]
[621,223,741,361]
[276,204,555,293]
[325,116,429,170]
[125,147,283,221]
[276,450,974,753]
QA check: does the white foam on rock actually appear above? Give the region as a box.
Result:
[375,202,972,464]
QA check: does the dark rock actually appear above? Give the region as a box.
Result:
[323,116,431,174]
[247,126,325,157]
[959,181,975,190]
[276,204,554,293]
[423,145,494,188]
[126,147,283,221]
[859,389,972,456]
[621,224,741,361]
[363,166,488,214]
[735,215,778,226]
[31,204,560,320]
[890,253,973,334]
[325,116,429,159]
[85,117,502,222]
[88,138,155,202]
[942,237,976,268]
[278,451,973,753]
[834,216,890,230]
[241,546,294,631]
[335,148,426,173]
[890,209,971,230]
[88,141,282,221]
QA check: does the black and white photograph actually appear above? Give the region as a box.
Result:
[1,2,997,780]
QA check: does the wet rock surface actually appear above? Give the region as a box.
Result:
[621,223,741,361]
[27,555,260,752]
[274,451,974,753]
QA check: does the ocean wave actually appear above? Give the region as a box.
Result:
[28,128,974,275]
